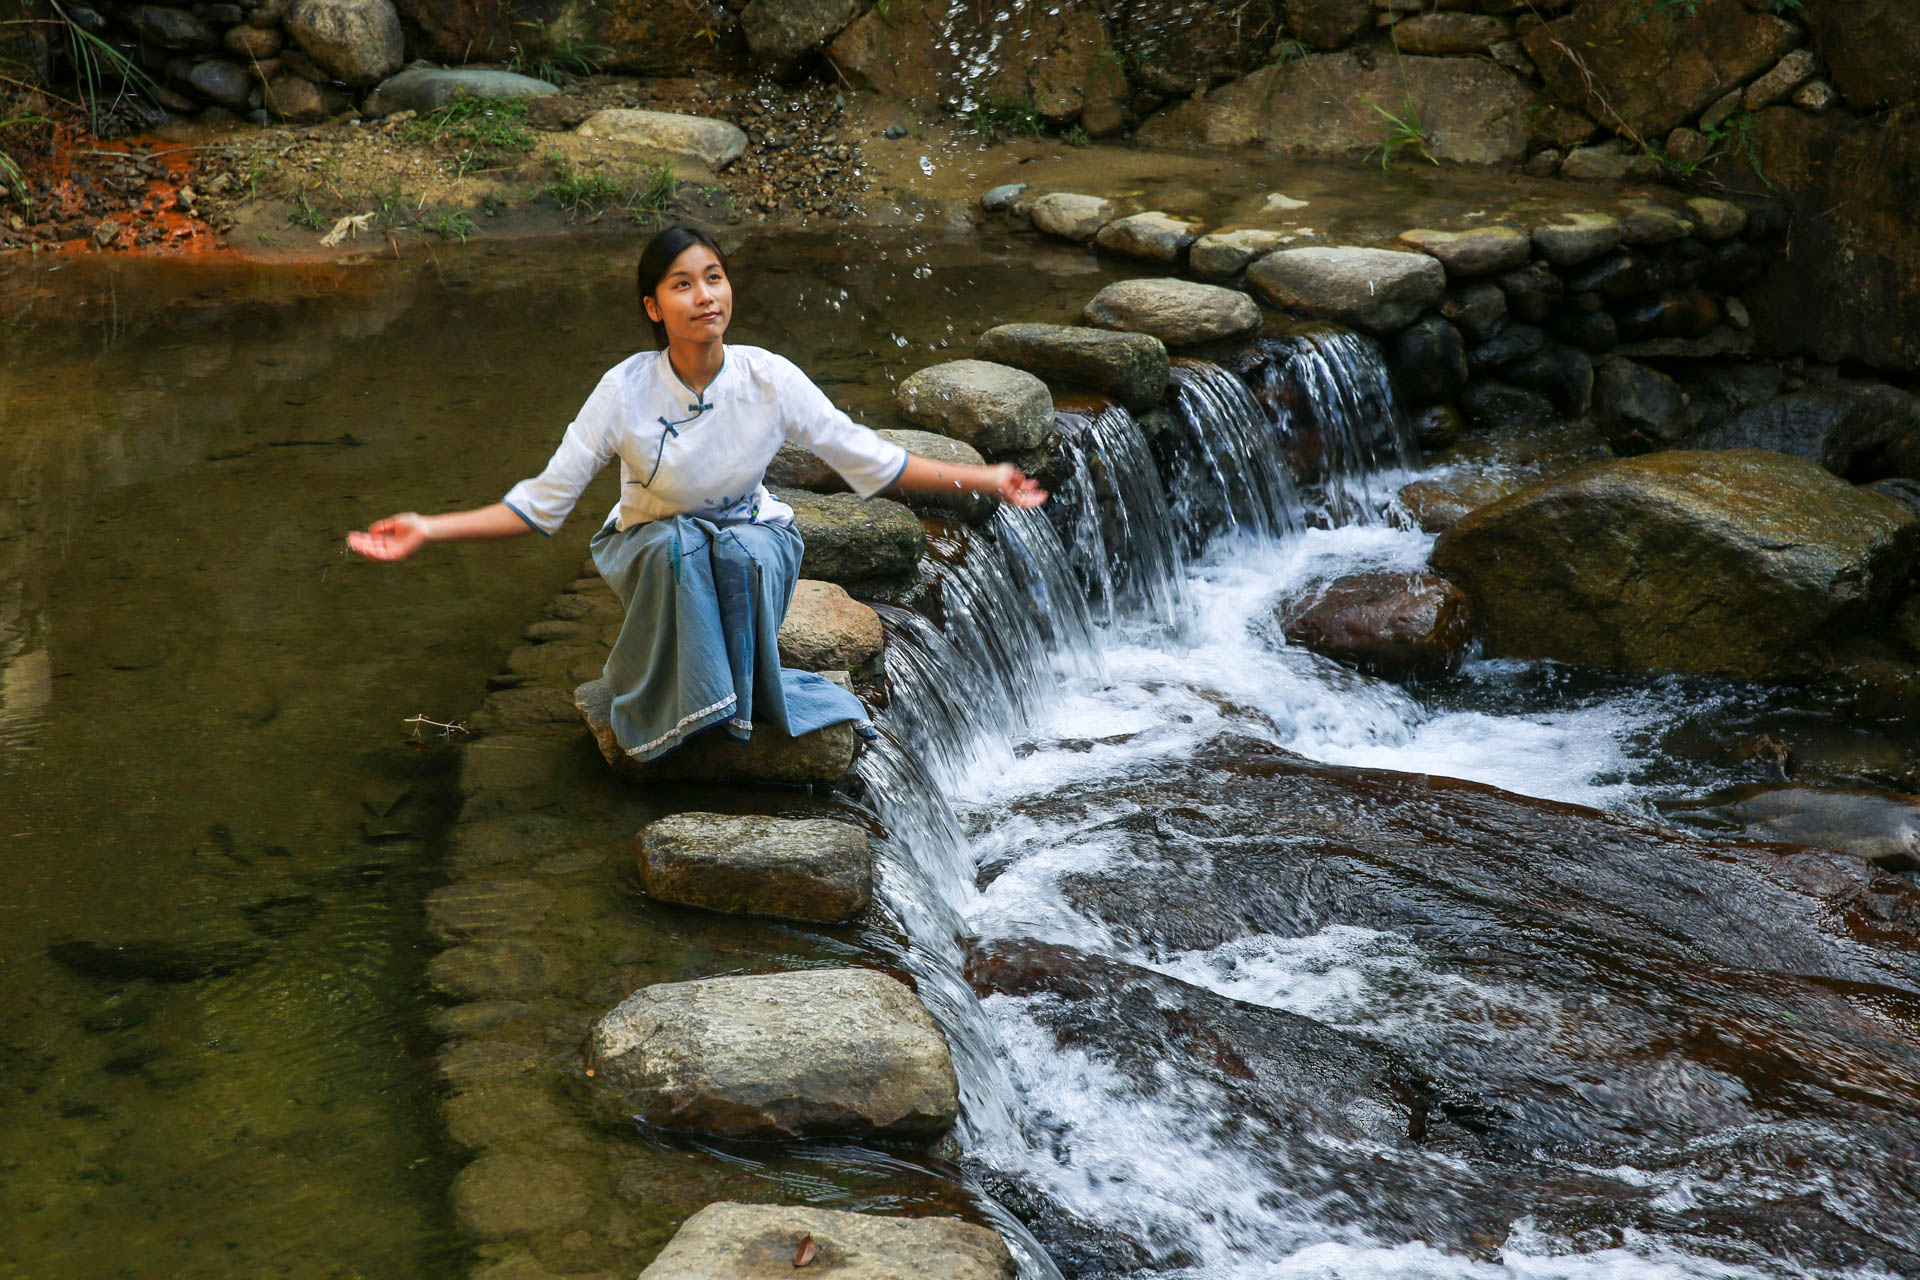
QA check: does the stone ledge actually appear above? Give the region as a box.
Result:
[575,679,856,787]
[639,812,873,922]
[639,1201,1015,1279]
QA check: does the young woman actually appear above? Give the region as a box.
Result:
[348,225,1046,763]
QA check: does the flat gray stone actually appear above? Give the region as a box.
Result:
[1082,278,1261,347]
[363,67,558,117]
[778,579,884,672]
[576,109,748,168]
[575,679,856,787]
[1094,210,1202,264]
[980,182,1027,212]
[977,322,1170,413]
[895,359,1053,456]
[1246,247,1446,335]
[1028,192,1117,242]
[588,968,958,1140]
[639,812,873,922]
[639,1202,1015,1279]
[1395,226,1532,278]
[1531,211,1625,267]
[1189,228,1291,279]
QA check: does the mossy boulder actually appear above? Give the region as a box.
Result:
[1430,449,1920,679]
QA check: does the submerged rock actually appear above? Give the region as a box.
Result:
[1431,450,1920,679]
[778,579,884,672]
[638,812,873,921]
[1081,278,1261,347]
[575,109,748,167]
[451,1151,591,1240]
[1675,784,1920,869]
[575,679,856,787]
[587,968,958,1140]
[977,322,1170,413]
[48,938,263,984]
[1277,570,1473,680]
[639,1202,1015,1279]
[775,488,925,583]
[895,359,1054,456]
[1246,247,1446,335]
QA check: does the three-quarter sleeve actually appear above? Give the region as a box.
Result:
[501,370,623,535]
[773,357,910,498]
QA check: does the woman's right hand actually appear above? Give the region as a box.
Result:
[347,513,431,562]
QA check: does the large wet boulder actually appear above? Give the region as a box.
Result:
[587,968,959,1139]
[1430,450,1920,679]
[575,679,857,786]
[1138,51,1533,165]
[575,110,748,168]
[638,813,873,922]
[774,488,925,583]
[1247,247,1447,335]
[778,579,884,672]
[1683,384,1920,480]
[1676,784,1920,869]
[895,360,1053,456]
[640,1202,1015,1280]
[362,68,558,117]
[1277,571,1473,680]
[977,322,1170,413]
[284,0,402,85]
[741,0,862,80]
[1081,278,1261,347]
[1522,0,1799,138]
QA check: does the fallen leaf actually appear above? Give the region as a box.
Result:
[793,1234,816,1267]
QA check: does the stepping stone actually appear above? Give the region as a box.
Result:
[576,679,856,787]
[1081,278,1261,347]
[575,109,748,168]
[778,580,885,672]
[362,67,558,117]
[895,359,1053,455]
[639,1202,1015,1279]
[774,489,926,582]
[1246,247,1446,335]
[1395,226,1532,277]
[1530,211,1624,267]
[1094,210,1202,264]
[639,812,873,922]
[1189,227,1291,279]
[877,428,995,521]
[587,968,958,1140]
[976,322,1170,413]
[1027,192,1116,242]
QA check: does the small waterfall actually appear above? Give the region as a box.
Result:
[1163,361,1303,554]
[1054,405,1189,631]
[1254,330,1417,524]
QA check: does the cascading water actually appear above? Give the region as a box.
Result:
[856,349,1920,1280]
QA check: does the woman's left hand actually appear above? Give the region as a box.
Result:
[989,463,1048,509]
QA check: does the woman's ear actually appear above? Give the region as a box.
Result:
[642,295,662,323]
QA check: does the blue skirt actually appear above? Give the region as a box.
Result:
[590,516,877,763]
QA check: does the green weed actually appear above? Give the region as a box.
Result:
[0,114,46,209]
[1063,124,1090,147]
[414,97,535,173]
[289,192,327,230]
[417,210,477,242]
[46,0,157,130]
[544,152,622,215]
[628,163,677,226]
[1362,98,1436,170]
[507,21,610,84]
[966,95,1046,143]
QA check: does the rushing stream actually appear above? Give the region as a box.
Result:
[859,339,1920,1279]
[3,231,1917,1280]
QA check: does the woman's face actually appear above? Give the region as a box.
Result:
[645,244,732,346]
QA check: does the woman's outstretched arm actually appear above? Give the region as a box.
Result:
[347,503,534,562]
[893,455,1047,509]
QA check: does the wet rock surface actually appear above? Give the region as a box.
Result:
[896,360,1054,457]
[977,322,1170,413]
[1431,449,1920,679]
[638,812,873,922]
[1081,278,1261,347]
[1675,784,1920,869]
[876,428,996,521]
[777,579,885,672]
[775,488,926,583]
[1247,247,1447,335]
[639,1201,1015,1279]
[587,968,959,1140]
[1277,570,1473,679]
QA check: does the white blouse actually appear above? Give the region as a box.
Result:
[502,345,910,534]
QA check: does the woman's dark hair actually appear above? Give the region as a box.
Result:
[636,224,727,348]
